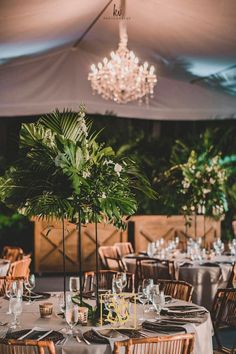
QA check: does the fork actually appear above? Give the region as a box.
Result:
[77,330,91,345]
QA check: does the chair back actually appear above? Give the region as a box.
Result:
[98,246,125,271]
[115,242,134,257]
[158,279,193,302]
[0,276,26,296]
[138,259,176,283]
[211,288,236,352]
[211,288,236,327]
[227,262,236,288]
[7,258,31,278]
[113,333,194,354]
[2,246,24,262]
[83,270,135,293]
[0,339,55,354]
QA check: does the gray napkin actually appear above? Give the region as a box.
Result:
[92,329,128,350]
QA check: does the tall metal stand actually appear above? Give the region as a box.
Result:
[78,206,83,304]
[94,211,99,309]
[62,218,66,309]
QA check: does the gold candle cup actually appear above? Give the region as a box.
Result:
[39,302,53,318]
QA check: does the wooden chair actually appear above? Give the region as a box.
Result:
[83,270,135,293]
[7,258,31,278]
[0,276,26,296]
[227,262,236,288]
[158,279,194,302]
[113,333,194,354]
[99,246,126,271]
[2,246,24,263]
[138,258,176,283]
[115,242,134,257]
[0,338,55,353]
[211,288,236,353]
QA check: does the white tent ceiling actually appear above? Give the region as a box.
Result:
[0,0,236,120]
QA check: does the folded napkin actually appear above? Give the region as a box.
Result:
[142,320,187,333]
[92,329,128,350]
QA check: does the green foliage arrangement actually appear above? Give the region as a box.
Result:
[164,150,228,219]
[0,106,155,229]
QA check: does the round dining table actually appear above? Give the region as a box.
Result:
[124,254,234,310]
[0,292,213,354]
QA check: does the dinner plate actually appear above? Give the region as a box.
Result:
[83,329,108,344]
[22,292,51,301]
[5,329,64,343]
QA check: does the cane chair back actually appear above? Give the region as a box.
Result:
[7,258,31,278]
[2,246,24,263]
[0,276,25,297]
[98,246,126,271]
[0,339,55,354]
[113,333,194,354]
[115,242,134,257]
[158,279,194,302]
[211,288,236,352]
[227,262,236,288]
[83,270,135,293]
[138,258,176,283]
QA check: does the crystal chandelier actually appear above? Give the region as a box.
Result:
[88,4,157,104]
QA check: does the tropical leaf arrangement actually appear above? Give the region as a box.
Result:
[158,147,229,221]
[0,106,155,229]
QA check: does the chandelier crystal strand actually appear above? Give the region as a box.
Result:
[88,1,157,104]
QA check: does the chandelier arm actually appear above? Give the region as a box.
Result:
[72,0,113,49]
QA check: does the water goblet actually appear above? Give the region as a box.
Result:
[9,296,23,329]
[65,303,79,335]
[24,274,35,305]
[151,293,162,320]
[137,285,148,321]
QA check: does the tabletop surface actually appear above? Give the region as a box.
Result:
[0,292,213,354]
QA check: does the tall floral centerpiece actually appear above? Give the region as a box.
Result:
[0,106,155,312]
[161,150,228,239]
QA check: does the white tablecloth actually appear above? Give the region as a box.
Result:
[0,292,213,354]
[124,254,234,310]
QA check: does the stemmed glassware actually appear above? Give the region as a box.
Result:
[5,281,17,314]
[137,285,148,321]
[69,277,80,297]
[150,288,165,320]
[9,296,23,329]
[24,274,35,305]
[65,303,79,335]
[147,242,155,257]
[115,272,127,293]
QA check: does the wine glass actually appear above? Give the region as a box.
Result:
[5,281,18,314]
[9,296,23,329]
[151,293,162,320]
[24,274,35,304]
[69,277,80,296]
[115,273,127,293]
[147,242,155,257]
[137,285,148,321]
[65,303,79,334]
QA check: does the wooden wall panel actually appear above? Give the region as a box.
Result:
[128,215,221,252]
[34,219,127,273]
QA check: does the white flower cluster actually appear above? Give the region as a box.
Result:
[103,160,123,177]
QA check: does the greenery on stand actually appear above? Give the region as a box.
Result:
[0,106,155,229]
